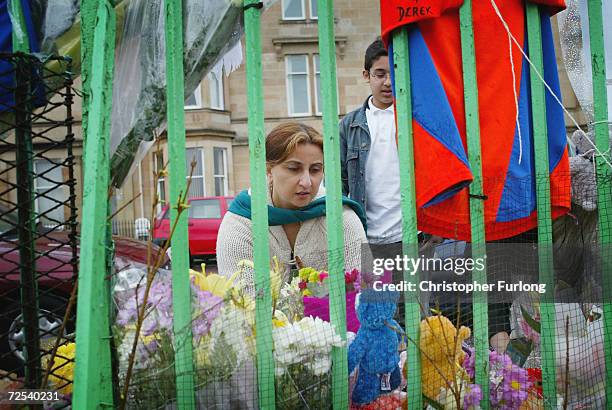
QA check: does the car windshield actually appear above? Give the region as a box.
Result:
[189,199,221,219]
[0,203,18,236]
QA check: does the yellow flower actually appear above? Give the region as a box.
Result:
[308,270,320,283]
[303,289,312,296]
[190,263,239,298]
[272,310,290,328]
[47,343,76,394]
[298,267,316,281]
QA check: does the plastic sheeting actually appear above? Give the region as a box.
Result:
[557,0,612,126]
[109,0,245,186]
[10,0,277,187]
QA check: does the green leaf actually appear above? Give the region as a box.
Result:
[520,305,540,334]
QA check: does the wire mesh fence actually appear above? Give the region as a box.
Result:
[0,53,76,405]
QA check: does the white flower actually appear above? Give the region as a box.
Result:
[308,356,331,376]
[272,317,344,374]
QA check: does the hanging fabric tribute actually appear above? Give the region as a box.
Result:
[380,0,570,241]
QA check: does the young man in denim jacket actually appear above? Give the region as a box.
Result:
[339,39,401,247]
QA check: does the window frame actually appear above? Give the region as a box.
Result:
[184,84,202,110]
[313,53,340,116]
[285,54,312,116]
[314,54,322,115]
[185,147,206,198]
[33,158,66,228]
[309,0,318,20]
[281,0,306,20]
[153,151,166,213]
[213,147,229,196]
[208,72,224,110]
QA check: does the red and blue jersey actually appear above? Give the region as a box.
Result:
[380,0,570,241]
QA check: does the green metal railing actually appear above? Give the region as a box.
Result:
[69,0,611,408]
[73,0,116,408]
[458,2,490,406]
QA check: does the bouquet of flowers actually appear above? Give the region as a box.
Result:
[273,316,345,410]
[112,266,255,408]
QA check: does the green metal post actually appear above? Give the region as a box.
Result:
[459,2,489,407]
[586,1,612,405]
[392,27,422,410]
[164,0,196,408]
[243,1,275,408]
[525,5,556,408]
[79,0,97,149]
[317,1,348,407]
[73,1,116,407]
[10,0,41,388]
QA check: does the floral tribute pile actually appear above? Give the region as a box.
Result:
[42,261,599,410]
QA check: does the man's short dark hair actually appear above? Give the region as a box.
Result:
[364,38,388,71]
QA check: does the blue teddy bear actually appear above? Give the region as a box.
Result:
[348,289,403,405]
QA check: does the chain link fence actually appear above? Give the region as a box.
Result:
[0,53,76,405]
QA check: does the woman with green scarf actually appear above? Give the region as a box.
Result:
[216,122,367,296]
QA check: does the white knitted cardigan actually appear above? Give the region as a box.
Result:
[216,189,367,297]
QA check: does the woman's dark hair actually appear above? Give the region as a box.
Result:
[364,38,388,71]
[265,122,323,167]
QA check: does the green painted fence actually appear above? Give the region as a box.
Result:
[71,0,612,409]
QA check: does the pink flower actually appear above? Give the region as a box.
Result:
[319,271,329,282]
[345,268,359,284]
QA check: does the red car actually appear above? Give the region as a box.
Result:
[153,196,233,261]
[0,203,169,374]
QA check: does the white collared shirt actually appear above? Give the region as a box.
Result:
[364,97,402,244]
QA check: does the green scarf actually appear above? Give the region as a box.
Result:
[228,190,367,232]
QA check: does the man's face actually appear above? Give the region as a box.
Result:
[363,55,393,109]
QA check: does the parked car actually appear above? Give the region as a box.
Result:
[0,203,169,374]
[152,196,233,261]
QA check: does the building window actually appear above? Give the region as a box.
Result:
[185,84,202,109]
[282,0,317,20]
[186,147,205,198]
[282,0,305,19]
[34,159,66,228]
[286,54,311,116]
[208,72,224,110]
[154,151,166,210]
[312,54,339,115]
[314,54,321,114]
[310,0,318,19]
[213,147,228,196]
[286,54,330,116]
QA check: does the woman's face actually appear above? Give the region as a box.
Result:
[267,143,324,209]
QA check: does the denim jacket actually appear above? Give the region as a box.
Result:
[339,96,371,211]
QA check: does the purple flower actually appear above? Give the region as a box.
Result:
[137,338,160,362]
[191,286,223,341]
[462,348,531,409]
[463,383,482,409]
[116,276,224,345]
[463,347,476,379]
[498,365,530,408]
